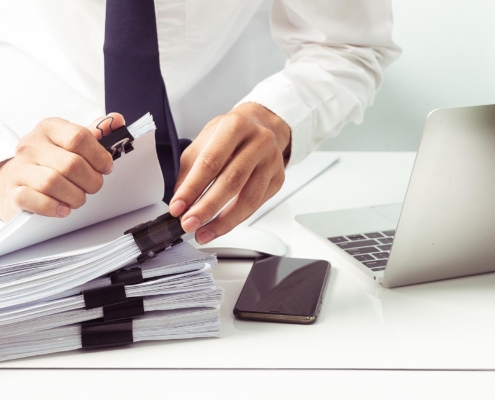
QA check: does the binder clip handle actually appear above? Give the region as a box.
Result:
[97,116,135,161]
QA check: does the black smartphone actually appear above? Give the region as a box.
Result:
[233,256,331,324]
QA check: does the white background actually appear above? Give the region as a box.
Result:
[325,0,495,151]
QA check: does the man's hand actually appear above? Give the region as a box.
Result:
[0,113,125,222]
[169,102,291,244]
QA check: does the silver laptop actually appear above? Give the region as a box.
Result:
[296,104,495,288]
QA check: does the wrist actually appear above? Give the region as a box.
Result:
[230,102,292,165]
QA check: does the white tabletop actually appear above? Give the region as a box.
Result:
[2,369,495,400]
[3,152,495,397]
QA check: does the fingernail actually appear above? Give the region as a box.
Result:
[182,216,201,233]
[197,230,216,245]
[56,204,71,217]
[106,113,125,125]
[169,200,187,216]
[103,163,114,175]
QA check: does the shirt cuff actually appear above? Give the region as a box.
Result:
[0,121,19,162]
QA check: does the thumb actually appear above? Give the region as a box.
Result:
[87,112,126,140]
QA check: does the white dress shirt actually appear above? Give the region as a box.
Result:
[0,0,400,168]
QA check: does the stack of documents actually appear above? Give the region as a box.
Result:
[0,309,220,362]
[0,113,224,362]
[0,243,223,362]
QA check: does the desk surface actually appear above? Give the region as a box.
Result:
[4,151,495,371]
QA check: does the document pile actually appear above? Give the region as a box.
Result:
[0,114,223,362]
[0,241,223,362]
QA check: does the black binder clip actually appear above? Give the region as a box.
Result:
[82,268,144,309]
[83,282,127,310]
[110,267,144,285]
[81,319,134,349]
[125,212,186,264]
[97,116,134,160]
[103,298,145,322]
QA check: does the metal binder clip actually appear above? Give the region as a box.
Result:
[125,212,186,264]
[97,116,135,160]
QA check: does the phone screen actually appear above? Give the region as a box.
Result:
[234,256,331,323]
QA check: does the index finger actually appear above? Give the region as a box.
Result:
[172,120,244,209]
[40,118,113,175]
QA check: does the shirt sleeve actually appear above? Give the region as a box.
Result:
[236,0,401,168]
[0,120,19,162]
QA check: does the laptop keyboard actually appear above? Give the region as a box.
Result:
[328,230,395,272]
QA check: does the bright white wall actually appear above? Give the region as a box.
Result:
[320,0,495,151]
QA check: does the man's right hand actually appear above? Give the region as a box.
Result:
[0,113,125,222]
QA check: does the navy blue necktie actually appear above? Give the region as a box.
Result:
[104,0,180,204]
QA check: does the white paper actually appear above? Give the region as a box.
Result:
[0,115,164,256]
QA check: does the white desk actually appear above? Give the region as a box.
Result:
[3,152,495,397]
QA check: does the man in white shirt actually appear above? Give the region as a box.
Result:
[0,0,400,244]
